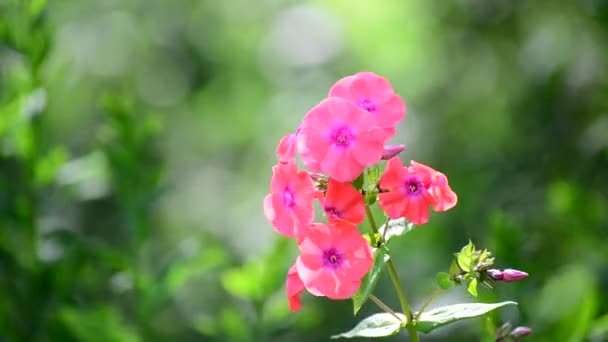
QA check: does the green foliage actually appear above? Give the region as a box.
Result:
[378,218,415,243]
[332,313,406,339]
[352,246,390,314]
[415,302,517,334]
[1,0,607,341]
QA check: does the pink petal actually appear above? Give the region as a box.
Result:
[378,190,407,219]
[379,157,406,189]
[287,263,305,311]
[328,75,355,98]
[376,95,406,128]
[277,134,297,162]
[349,72,395,103]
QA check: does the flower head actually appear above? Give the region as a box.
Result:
[297,97,388,182]
[296,221,373,299]
[378,157,435,225]
[329,72,406,139]
[263,160,315,238]
[318,179,365,224]
[409,161,457,212]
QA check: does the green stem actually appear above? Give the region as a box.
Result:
[369,294,401,321]
[414,288,442,321]
[365,206,420,342]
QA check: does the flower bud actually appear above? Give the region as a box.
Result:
[487,269,504,281]
[509,326,532,338]
[381,144,406,160]
[502,269,528,282]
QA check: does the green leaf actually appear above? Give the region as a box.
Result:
[449,260,460,277]
[366,164,381,184]
[58,306,139,342]
[467,278,478,297]
[352,173,364,190]
[416,301,517,333]
[352,246,390,314]
[364,187,378,205]
[379,218,414,243]
[331,313,406,339]
[436,272,452,290]
[456,241,475,272]
[29,0,47,18]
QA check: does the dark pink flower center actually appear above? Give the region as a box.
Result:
[330,126,354,148]
[404,177,424,197]
[322,247,344,270]
[324,206,343,219]
[282,187,296,208]
[357,97,378,115]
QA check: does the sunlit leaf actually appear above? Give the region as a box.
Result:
[467,278,478,297]
[416,301,517,333]
[436,272,452,290]
[353,246,390,314]
[331,313,406,339]
[58,306,139,342]
[456,241,475,272]
[379,218,414,243]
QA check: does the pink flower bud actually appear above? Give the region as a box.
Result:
[509,326,532,338]
[487,269,504,280]
[381,144,406,160]
[502,269,528,282]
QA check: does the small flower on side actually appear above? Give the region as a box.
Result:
[318,179,365,224]
[329,72,406,139]
[277,128,300,162]
[509,326,533,338]
[381,144,406,160]
[297,97,387,182]
[378,157,435,225]
[296,221,373,299]
[487,268,529,283]
[263,160,315,238]
[409,161,457,212]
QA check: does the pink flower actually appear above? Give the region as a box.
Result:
[287,263,305,311]
[409,161,457,212]
[378,157,435,225]
[318,179,365,224]
[296,221,373,299]
[329,72,406,139]
[277,128,301,162]
[263,160,315,238]
[297,97,387,182]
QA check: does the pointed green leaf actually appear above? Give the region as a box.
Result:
[449,260,460,276]
[352,173,364,190]
[379,218,414,243]
[467,278,478,297]
[353,247,390,314]
[436,272,452,290]
[456,241,475,272]
[416,301,517,333]
[331,313,406,339]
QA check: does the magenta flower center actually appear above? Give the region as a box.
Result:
[322,247,344,270]
[331,126,354,148]
[357,97,378,115]
[282,187,296,208]
[324,206,343,219]
[404,177,424,196]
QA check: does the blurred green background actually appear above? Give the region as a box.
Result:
[1,0,607,341]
